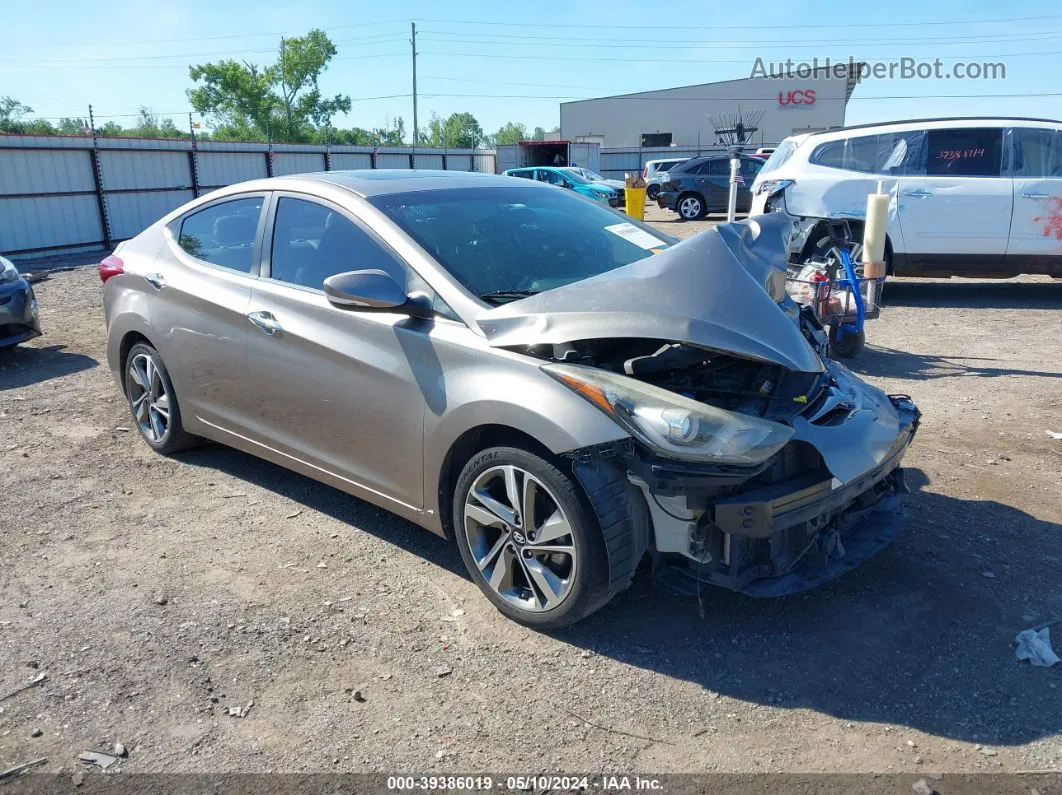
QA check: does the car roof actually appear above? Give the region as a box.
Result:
[285,169,520,197]
[802,116,1062,140]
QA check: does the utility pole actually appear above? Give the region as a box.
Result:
[410,21,418,146]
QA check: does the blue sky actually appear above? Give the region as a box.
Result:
[4,0,1062,139]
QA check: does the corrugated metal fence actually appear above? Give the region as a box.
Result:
[0,134,496,259]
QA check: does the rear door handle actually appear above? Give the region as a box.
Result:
[903,190,933,198]
[1022,192,1051,199]
[246,310,283,336]
[144,273,166,290]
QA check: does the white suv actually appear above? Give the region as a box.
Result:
[642,158,689,200]
[750,117,1062,278]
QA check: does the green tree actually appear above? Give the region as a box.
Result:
[0,97,48,134]
[55,117,90,136]
[425,112,483,149]
[376,116,406,146]
[532,126,546,141]
[187,29,350,143]
[494,121,527,145]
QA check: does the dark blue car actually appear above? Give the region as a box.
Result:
[0,256,42,349]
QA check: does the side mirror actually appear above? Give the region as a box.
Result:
[323,269,408,311]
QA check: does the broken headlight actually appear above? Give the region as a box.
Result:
[543,363,794,465]
[754,178,793,197]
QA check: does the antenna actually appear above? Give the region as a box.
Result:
[707,107,765,147]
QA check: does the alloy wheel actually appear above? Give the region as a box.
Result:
[679,196,702,219]
[128,353,170,444]
[462,465,577,613]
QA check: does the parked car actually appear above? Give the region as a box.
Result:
[101,170,919,628]
[564,166,624,191]
[504,166,622,207]
[750,117,1062,277]
[0,256,42,350]
[656,156,766,219]
[642,158,689,200]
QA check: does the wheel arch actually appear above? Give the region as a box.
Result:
[436,424,559,541]
[798,218,895,275]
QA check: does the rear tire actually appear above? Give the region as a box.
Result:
[453,446,616,629]
[124,342,200,454]
[677,193,706,220]
[647,185,660,201]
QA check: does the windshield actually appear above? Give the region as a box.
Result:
[575,168,605,181]
[370,186,675,303]
[562,169,592,185]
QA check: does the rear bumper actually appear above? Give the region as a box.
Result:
[0,280,41,348]
[656,190,678,210]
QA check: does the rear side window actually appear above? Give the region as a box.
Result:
[509,170,533,179]
[810,133,920,174]
[269,197,409,291]
[177,197,263,272]
[926,128,1003,177]
[707,160,729,176]
[1009,128,1062,177]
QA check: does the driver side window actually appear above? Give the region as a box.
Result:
[268,197,409,291]
[539,170,568,187]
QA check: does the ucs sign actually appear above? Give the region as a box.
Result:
[778,90,816,107]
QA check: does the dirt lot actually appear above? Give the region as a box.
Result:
[2,209,1061,779]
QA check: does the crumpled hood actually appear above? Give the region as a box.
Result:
[476,212,824,374]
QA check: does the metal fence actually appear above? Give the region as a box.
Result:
[598,144,779,179]
[0,134,496,259]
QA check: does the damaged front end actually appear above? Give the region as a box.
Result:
[476,213,920,597]
[557,337,920,598]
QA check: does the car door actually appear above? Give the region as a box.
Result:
[244,193,431,512]
[698,159,731,210]
[1005,125,1062,272]
[896,126,1011,271]
[152,193,267,435]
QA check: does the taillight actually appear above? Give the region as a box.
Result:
[99,254,124,283]
[642,166,648,179]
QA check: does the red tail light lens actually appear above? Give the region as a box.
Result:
[99,255,124,284]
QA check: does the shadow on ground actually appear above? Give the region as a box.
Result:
[884,279,1062,310]
[0,344,97,389]
[849,345,1062,382]
[561,467,1062,746]
[178,443,464,579]
[172,444,1062,747]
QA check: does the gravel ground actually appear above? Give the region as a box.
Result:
[1,211,1061,779]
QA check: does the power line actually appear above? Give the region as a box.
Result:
[416,12,1062,30]
[30,20,410,49]
[418,49,1062,64]
[4,35,407,65]
[418,29,1062,48]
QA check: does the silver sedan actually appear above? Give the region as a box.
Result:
[101,170,918,628]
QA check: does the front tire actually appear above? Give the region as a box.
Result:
[124,342,199,454]
[677,193,705,220]
[453,446,613,629]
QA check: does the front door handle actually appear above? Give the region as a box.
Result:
[246,310,283,336]
[144,273,166,290]
[1022,192,1051,199]
[904,190,933,198]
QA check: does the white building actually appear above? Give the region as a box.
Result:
[560,64,862,148]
